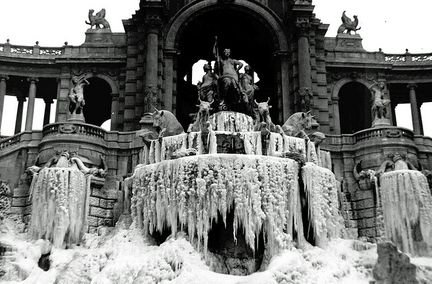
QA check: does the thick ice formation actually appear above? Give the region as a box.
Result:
[283,135,306,157]
[161,133,188,161]
[29,167,90,248]
[241,131,262,155]
[318,150,332,170]
[142,129,318,166]
[380,170,432,255]
[209,111,254,132]
[131,154,303,256]
[302,163,342,247]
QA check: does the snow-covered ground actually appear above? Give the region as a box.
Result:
[0,217,378,284]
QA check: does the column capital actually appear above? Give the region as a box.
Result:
[145,15,162,34]
[0,74,9,81]
[16,93,26,102]
[407,83,417,90]
[43,97,54,104]
[296,17,311,37]
[27,77,39,83]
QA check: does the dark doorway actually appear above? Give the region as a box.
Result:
[83,77,112,127]
[339,82,372,133]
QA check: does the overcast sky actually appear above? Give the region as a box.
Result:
[0,0,431,135]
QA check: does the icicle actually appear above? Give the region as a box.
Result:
[317,149,332,170]
[208,131,217,154]
[302,163,341,247]
[29,167,88,248]
[267,133,284,157]
[306,141,318,164]
[379,170,432,255]
[130,155,301,257]
[161,133,188,161]
[241,132,262,155]
[209,111,254,132]
[142,144,150,165]
[283,135,306,158]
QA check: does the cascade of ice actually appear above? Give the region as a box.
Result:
[29,167,90,248]
[302,163,341,247]
[241,132,262,155]
[131,155,303,256]
[380,170,432,255]
[283,135,306,157]
[209,111,254,132]
[268,133,284,157]
[318,150,332,170]
[161,133,188,161]
[306,141,318,164]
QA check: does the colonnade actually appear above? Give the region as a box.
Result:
[0,75,53,135]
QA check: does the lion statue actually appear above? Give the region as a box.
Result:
[85,9,111,30]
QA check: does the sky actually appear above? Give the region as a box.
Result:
[0,0,431,135]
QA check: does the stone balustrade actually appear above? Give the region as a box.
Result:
[42,122,106,139]
[324,126,414,148]
[0,42,63,57]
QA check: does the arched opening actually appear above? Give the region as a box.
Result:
[174,6,280,129]
[338,82,372,133]
[83,77,112,127]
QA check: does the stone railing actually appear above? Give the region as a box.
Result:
[384,53,432,63]
[325,126,415,147]
[42,122,106,139]
[0,42,64,57]
[0,133,23,150]
[0,40,127,60]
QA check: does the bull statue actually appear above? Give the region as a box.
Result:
[152,108,184,138]
[282,111,318,139]
[252,97,280,132]
[188,98,214,132]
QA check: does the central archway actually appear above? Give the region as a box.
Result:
[164,0,290,128]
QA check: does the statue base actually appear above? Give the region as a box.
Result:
[372,118,391,128]
[83,29,113,45]
[68,113,85,123]
[335,34,364,51]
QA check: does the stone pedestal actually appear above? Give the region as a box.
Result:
[335,34,364,51]
[372,118,391,128]
[83,29,113,45]
[68,113,85,122]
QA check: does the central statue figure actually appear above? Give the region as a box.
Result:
[213,37,244,111]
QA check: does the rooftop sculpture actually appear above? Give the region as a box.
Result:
[337,11,361,35]
[85,8,111,30]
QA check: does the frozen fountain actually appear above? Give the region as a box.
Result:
[131,71,341,274]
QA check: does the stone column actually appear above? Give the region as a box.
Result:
[163,48,179,113]
[0,75,9,135]
[25,78,38,131]
[15,94,26,134]
[43,98,53,126]
[144,18,161,113]
[296,18,312,91]
[408,83,422,135]
[275,51,290,122]
[110,93,119,130]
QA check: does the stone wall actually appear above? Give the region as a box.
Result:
[87,177,121,234]
[350,189,378,238]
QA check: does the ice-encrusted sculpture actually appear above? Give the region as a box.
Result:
[377,153,432,255]
[27,150,107,247]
